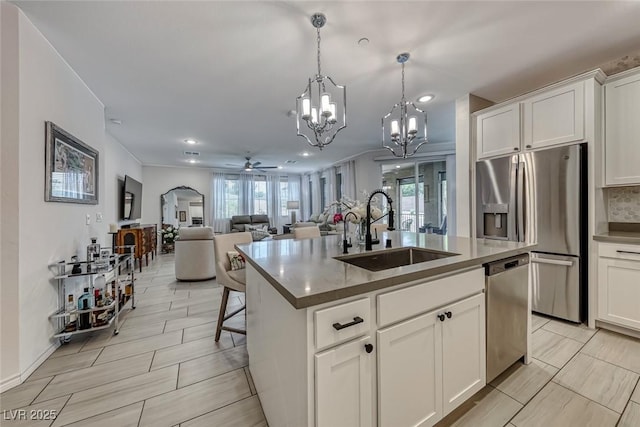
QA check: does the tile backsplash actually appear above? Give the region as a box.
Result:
[608,186,640,222]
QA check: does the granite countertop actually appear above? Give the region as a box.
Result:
[593,231,640,245]
[236,232,535,309]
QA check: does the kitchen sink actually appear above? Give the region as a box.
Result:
[335,247,459,272]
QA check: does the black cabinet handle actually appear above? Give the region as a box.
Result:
[437,314,446,322]
[333,316,364,331]
[446,311,452,319]
[364,343,374,353]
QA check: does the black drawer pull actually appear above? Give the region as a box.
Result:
[333,316,364,331]
[446,311,452,318]
[617,250,640,256]
[364,343,374,353]
[438,314,446,322]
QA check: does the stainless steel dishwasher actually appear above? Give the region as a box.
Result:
[485,253,529,382]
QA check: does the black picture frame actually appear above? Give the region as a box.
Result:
[45,121,99,204]
[179,211,187,222]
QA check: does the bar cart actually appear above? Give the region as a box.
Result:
[49,249,136,343]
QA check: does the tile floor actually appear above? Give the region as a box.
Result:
[1,253,639,426]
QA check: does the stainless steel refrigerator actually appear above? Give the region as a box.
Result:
[476,144,587,322]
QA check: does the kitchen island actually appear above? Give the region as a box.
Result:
[236,233,535,427]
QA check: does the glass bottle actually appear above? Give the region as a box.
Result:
[87,238,100,263]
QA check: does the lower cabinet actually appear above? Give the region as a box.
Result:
[598,255,640,330]
[315,335,374,427]
[378,293,486,427]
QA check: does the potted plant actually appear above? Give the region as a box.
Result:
[161,225,179,253]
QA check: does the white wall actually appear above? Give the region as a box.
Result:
[141,165,211,232]
[354,150,384,198]
[0,6,142,390]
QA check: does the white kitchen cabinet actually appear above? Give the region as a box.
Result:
[598,243,640,330]
[604,69,640,186]
[522,81,585,150]
[378,293,485,427]
[315,335,374,427]
[476,102,521,159]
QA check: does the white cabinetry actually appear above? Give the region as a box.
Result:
[598,243,640,330]
[475,103,521,159]
[522,81,584,150]
[604,69,640,186]
[315,336,374,427]
[378,294,485,427]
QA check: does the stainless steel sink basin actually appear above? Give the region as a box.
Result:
[335,247,459,272]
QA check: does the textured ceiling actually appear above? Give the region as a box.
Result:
[14,1,640,173]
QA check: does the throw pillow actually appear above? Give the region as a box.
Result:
[250,229,271,241]
[227,251,246,270]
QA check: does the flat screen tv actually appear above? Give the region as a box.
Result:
[122,175,142,220]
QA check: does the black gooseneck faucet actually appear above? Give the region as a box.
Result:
[342,211,358,254]
[365,190,395,251]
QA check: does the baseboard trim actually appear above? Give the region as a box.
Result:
[1,341,61,392]
[596,320,640,339]
[0,373,22,393]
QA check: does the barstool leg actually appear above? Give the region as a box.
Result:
[215,287,230,342]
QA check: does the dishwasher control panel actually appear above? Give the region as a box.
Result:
[485,253,529,276]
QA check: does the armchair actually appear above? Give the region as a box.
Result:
[174,227,216,281]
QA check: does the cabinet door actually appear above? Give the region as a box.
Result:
[522,81,585,150]
[378,311,442,427]
[315,336,373,427]
[441,293,486,415]
[598,258,640,330]
[605,71,640,185]
[476,103,521,159]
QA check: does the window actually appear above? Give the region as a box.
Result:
[253,179,267,214]
[224,178,239,218]
[439,171,447,224]
[280,180,289,216]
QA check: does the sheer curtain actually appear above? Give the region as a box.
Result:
[324,167,336,207]
[266,174,283,230]
[211,171,230,233]
[288,175,302,223]
[301,174,310,220]
[310,172,321,215]
[339,160,357,199]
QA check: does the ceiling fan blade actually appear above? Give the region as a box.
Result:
[259,166,279,169]
[253,161,262,167]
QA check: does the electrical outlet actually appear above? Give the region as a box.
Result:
[96,212,103,223]
[86,214,91,225]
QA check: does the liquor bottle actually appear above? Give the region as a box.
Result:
[66,294,77,330]
[87,238,100,263]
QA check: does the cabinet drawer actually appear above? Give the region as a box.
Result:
[377,268,484,328]
[599,242,640,261]
[315,298,371,351]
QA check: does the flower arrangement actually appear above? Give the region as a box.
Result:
[324,192,385,226]
[161,225,179,245]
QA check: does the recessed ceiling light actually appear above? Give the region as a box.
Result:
[395,165,401,169]
[417,94,435,103]
[188,159,197,164]
[184,139,197,145]
[358,37,369,46]
[278,166,283,169]
[301,152,310,157]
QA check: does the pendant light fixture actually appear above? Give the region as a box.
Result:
[296,13,347,151]
[381,53,427,158]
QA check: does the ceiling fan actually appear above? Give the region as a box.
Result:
[228,157,279,172]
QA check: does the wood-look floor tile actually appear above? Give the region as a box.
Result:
[163,314,218,332]
[133,294,189,308]
[125,302,171,318]
[2,395,69,427]
[553,352,638,413]
[49,337,90,358]
[182,321,217,343]
[511,382,618,427]
[139,369,250,427]
[581,330,640,374]
[151,335,234,371]
[244,367,256,395]
[0,377,53,410]
[94,330,182,364]
[51,365,178,427]
[120,307,188,329]
[181,395,266,427]
[532,329,583,369]
[81,320,166,351]
[618,401,640,427]
[434,386,522,427]
[632,381,640,403]
[34,352,154,403]
[168,294,221,311]
[490,358,558,405]
[178,346,249,388]
[27,349,102,381]
[531,314,550,331]
[62,401,144,427]
[541,320,597,344]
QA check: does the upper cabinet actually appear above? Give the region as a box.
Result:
[475,102,521,159]
[522,81,584,150]
[475,77,592,160]
[604,68,640,186]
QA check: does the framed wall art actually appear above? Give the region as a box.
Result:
[45,121,99,204]
[179,211,187,222]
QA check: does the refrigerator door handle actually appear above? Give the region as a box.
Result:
[516,157,526,242]
[531,257,574,267]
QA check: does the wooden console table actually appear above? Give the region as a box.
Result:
[116,224,157,272]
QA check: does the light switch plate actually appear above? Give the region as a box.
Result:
[86,214,91,225]
[96,212,103,223]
